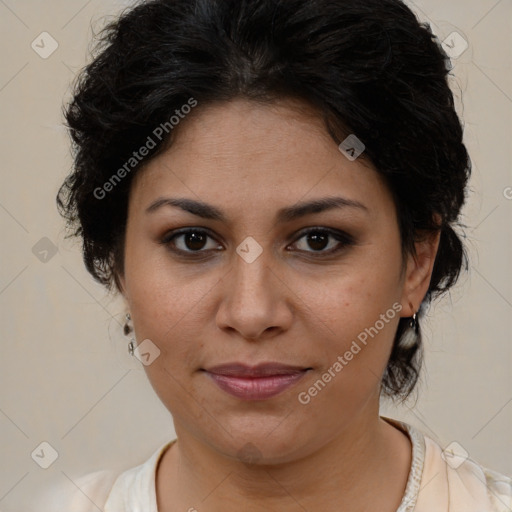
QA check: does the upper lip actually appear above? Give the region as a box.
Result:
[203,362,311,377]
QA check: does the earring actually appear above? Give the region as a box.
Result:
[123,313,132,335]
[124,313,135,356]
[407,300,419,333]
[409,311,419,335]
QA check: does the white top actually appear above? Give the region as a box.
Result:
[35,417,512,511]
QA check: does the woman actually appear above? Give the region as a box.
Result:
[45,0,511,510]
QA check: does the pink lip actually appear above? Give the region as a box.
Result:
[202,362,311,400]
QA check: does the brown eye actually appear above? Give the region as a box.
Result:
[290,228,355,255]
[304,232,330,251]
[180,231,208,251]
[161,228,222,255]
[160,226,354,259]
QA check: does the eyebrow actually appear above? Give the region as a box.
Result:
[145,196,368,223]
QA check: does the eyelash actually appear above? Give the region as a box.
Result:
[159,227,355,259]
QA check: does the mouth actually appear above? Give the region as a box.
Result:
[201,362,312,400]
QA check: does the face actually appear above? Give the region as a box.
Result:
[119,98,432,463]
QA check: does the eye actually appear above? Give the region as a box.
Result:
[161,228,222,255]
[289,228,354,255]
[160,227,354,258]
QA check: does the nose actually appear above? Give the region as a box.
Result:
[215,246,293,341]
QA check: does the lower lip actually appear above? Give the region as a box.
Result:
[204,371,308,400]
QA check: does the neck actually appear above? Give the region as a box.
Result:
[156,407,411,512]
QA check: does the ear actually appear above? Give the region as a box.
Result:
[115,272,128,300]
[116,274,133,320]
[400,229,441,317]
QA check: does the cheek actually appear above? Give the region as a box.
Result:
[123,230,210,338]
[289,255,403,392]
[293,280,401,421]
[124,258,226,397]
[297,259,401,338]
[126,270,211,412]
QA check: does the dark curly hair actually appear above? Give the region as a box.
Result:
[57,0,471,401]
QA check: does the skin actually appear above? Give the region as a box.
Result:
[119,97,440,512]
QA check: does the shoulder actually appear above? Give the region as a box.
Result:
[422,434,512,511]
[386,418,511,512]
[33,440,176,512]
[35,469,119,512]
[482,465,512,511]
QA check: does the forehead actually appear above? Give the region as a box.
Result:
[128,98,392,222]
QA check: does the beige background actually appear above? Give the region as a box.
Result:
[0,0,511,510]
